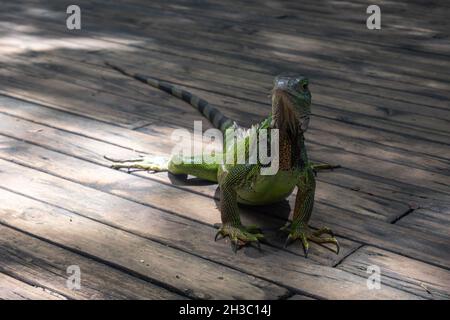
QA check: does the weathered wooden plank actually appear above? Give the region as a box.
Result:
[8,35,447,135]
[12,0,450,61]
[1,1,445,77]
[157,0,450,58]
[96,57,450,136]
[306,117,450,165]
[0,224,185,300]
[287,180,406,222]
[288,294,315,300]
[0,272,62,300]
[2,5,449,124]
[300,168,450,221]
[0,67,210,131]
[0,187,288,300]
[0,121,449,270]
[306,142,450,196]
[0,184,419,300]
[6,0,449,87]
[310,127,449,176]
[396,208,450,240]
[338,246,450,300]
[98,50,450,128]
[0,78,146,129]
[43,0,450,105]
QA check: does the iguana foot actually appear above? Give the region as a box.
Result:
[104,156,168,172]
[280,223,339,257]
[214,223,265,253]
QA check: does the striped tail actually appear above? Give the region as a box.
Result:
[105,62,235,133]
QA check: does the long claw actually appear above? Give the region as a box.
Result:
[104,155,143,163]
[281,224,338,257]
[231,239,239,254]
[284,234,293,248]
[313,227,334,237]
[300,234,309,258]
[309,234,340,255]
[214,231,223,242]
[328,238,340,255]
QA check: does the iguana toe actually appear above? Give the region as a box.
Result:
[104,155,168,173]
[281,223,339,257]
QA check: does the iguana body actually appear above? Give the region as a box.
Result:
[106,62,339,256]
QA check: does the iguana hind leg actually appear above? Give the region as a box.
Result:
[105,155,219,182]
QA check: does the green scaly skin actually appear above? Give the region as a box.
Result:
[105,63,340,257]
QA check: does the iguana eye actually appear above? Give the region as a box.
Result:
[301,80,309,91]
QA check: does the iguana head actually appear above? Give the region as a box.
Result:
[273,74,312,133]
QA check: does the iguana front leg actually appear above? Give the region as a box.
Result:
[282,167,339,257]
[215,165,264,252]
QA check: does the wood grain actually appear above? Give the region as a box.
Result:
[0,187,288,300]
[0,224,185,300]
[0,272,62,300]
[338,246,450,300]
[0,0,448,300]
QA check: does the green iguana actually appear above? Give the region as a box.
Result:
[105,62,340,257]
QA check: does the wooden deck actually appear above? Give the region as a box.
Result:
[0,0,449,300]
